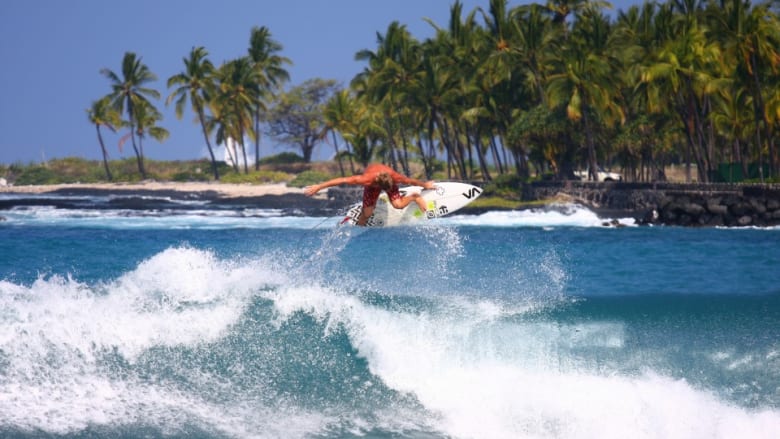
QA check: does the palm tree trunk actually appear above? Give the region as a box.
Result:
[130,133,146,179]
[225,137,240,173]
[197,108,219,180]
[395,118,410,176]
[330,131,345,177]
[127,108,147,179]
[400,133,411,176]
[238,126,249,174]
[692,104,711,183]
[424,116,437,179]
[95,125,113,181]
[582,112,598,181]
[490,137,504,174]
[678,90,707,182]
[254,111,262,171]
[241,140,249,174]
[468,124,492,182]
[417,138,431,179]
[751,53,774,179]
[439,117,466,179]
[345,141,356,174]
[754,121,764,182]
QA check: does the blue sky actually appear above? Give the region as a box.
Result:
[0,0,640,165]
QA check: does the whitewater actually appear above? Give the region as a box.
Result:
[0,201,778,439]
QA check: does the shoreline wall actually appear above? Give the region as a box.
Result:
[525,181,780,227]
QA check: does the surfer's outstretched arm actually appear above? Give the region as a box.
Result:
[304,176,364,197]
[388,171,435,190]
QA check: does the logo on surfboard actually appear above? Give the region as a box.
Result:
[462,187,482,199]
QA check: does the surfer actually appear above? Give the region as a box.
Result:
[303,163,435,226]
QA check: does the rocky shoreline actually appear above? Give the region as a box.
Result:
[526,181,780,227]
[2,181,780,227]
[0,183,345,217]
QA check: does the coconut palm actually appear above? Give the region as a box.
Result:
[133,100,170,162]
[355,21,423,174]
[214,57,259,173]
[87,97,120,181]
[642,11,722,182]
[247,26,291,170]
[706,0,780,178]
[711,85,754,178]
[438,2,496,180]
[101,52,160,179]
[167,46,220,179]
[323,89,359,175]
[206,105,240,172]
[547,9,625,180]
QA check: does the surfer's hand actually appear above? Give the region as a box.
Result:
[423,181,436,190]
[303,185,319,197]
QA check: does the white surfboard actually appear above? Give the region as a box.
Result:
[341,182,482,227]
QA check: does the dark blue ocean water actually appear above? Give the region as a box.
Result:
[1,201,778,438]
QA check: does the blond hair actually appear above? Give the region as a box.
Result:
[374,172,394,191]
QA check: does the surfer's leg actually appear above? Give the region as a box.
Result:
[357,205,374,226]
[358,187,381,226]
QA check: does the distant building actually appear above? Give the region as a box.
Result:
[221,136,256,167]
[223,137,240,167]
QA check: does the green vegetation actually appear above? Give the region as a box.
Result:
[1,158,222,185]
[93,26,291,182]
[0,157,347,187]
[483,174,524,199]
[288,170,333,188]
[258,152,305,165]
[467,196,525,210]
[468,196,556,210]
[75,0,780,186]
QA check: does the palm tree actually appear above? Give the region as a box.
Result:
[547,9,625,180]
[513,3,558,105]
[706,0,780,179]
[101,52,160,179]
[214,57,259,173]
[711,85,753,179]
[167,46,220,179]
[438,2,496,180]
[247,26,291,170]
[206,105,240,172]
[323,89,359,175]
[614,1,671,181]
[642,11,722,182]
[86,97,120,181]
[355,21,423,175]
[133,100,170,162]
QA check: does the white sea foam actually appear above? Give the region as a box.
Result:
[1,205,327,229]
[269,280,780,439]
[0,247,304,437]
[1,203,636,230]
[441,204,636,228]
[3,244,779,439]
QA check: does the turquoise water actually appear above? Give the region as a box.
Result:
[1,200,779,438]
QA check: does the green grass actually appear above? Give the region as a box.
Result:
[468,196,554,210]
[288,170,332,188]
[2,157,223,184]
